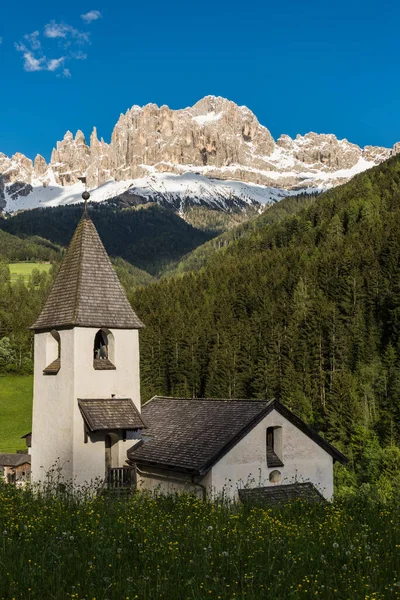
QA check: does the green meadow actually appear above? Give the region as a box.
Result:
[0,487,398,600]
[0,375,33,452]
[8,262,52,284]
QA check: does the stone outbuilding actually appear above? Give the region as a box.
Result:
[0,453,31,484]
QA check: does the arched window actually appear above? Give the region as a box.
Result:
[43,329,61,375]
[93,328,115,370]
[266,426,284,467]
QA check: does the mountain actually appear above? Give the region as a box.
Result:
[1,96,399,214]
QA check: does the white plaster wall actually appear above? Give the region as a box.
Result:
[210,409,334,500]
[72,327,141,486]
[31,330,75,483]
[137,470,211,498]
[32,326,142,487]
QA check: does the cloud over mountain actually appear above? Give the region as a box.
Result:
[81,10,102,23]
[15,12,101,76]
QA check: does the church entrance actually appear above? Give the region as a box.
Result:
[105,433,119,471]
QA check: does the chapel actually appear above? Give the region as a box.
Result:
[29,195,347,501]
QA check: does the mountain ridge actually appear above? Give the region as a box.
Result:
[1,95,399,213]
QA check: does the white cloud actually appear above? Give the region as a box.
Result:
[71,50,88,60]
[15,40,64,73]
[15,46,46,72]
[44,21,89,44]
[47,57,65,71]
[24,30,41,50]
[16,14,96,76]
[44,22,69,39]
[81,10,102,23]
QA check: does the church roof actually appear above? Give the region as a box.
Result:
[238,483,326,506]
[31,213,144,331]
[78,398,147,431]
[128,397,348,475]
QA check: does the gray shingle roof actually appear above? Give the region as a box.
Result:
[31,213,144,331]
[78,398,147,432]
[0,453,31,467]
[128,397,348,474]
[238,483,326,506]
[129,397,271,474]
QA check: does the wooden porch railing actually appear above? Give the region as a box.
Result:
[106,466,136,491]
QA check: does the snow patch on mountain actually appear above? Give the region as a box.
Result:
[192,112,223,125]
[3,171,297,214]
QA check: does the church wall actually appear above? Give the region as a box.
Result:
[31,330,75,484]
[73,327,141,406]
[71,327,141,486]
[209,409,334,500]
[136,468,209,498]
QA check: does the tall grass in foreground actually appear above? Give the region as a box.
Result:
[0,482,399,600]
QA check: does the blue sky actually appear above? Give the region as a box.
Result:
[1,0,399,161]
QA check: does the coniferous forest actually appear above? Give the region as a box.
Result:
[131,155,400,495]
[2,155,400,493]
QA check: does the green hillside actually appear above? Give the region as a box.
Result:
[0,203,216,276]
[0,229,60,263]
[132,156,400,495]
[0,375,32,452]
[9,262,52,284]
[165,192,316,278]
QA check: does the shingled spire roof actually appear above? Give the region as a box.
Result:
[31,213,144,332]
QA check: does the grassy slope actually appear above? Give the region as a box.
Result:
[0,375,33,452]
[8,262,52,283]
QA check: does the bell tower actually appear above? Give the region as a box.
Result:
[30,191,146,486]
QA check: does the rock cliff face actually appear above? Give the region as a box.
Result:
[1,95,399,212]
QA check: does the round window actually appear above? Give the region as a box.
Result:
[269,470,282,484]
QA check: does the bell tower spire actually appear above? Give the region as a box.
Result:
[77,176,90,216]
[30,192,145,486]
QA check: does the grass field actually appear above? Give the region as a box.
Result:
[0,488,398,600]
[0,375,33,452]
[8,262,52,283]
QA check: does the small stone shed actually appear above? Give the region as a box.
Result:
[0,453,31,484]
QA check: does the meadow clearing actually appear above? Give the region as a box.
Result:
[8,262,52,284]
[0,484,398,600]
[0,375,32,452]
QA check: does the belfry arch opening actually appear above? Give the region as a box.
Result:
[43,329,61,375]
[93,328,115,370]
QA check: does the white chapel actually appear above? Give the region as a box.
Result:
[29,200,347,502]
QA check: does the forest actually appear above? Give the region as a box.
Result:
[2,155,400,494]
[0,202,215,275]
[131,155,400,496]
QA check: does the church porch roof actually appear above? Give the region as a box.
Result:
[78,398,147,432]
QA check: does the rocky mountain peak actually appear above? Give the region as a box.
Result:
[33,154,47,178]
[75,130,87,145]
[1,96,400,213]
